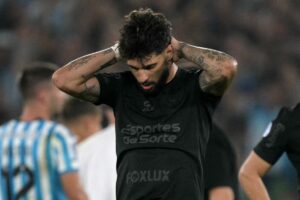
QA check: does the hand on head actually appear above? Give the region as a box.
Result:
[170,37,183,62]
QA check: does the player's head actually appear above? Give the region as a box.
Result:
[62,97,101,124]
[62,98,101,141]
[119,8,173,95]
[18,62,67,117]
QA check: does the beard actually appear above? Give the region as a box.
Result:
[141,66,170,96]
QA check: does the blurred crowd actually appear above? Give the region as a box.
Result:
[0,0,299,199]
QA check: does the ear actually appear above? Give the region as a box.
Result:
[164,44,173,61]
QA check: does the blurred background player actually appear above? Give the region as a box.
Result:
[0,63,88,200]
[62,98,117,200]
[239,103,300,199]
[204,123,239,200]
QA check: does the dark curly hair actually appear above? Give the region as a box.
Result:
[119,8,172,59]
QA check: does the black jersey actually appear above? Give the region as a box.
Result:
[204,124,239,200]
[95,68,221,200]
[254,103,300,192]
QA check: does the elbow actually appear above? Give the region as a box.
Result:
[224,58,238,80]
[238,167,248,184]
[238,164,255,186]
[52,69,64,90]
[52,68,74,93]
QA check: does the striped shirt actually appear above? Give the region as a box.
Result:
[0,119,78,200]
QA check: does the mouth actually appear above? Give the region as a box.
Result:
[141,84,154,91]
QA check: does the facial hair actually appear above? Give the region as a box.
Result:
[142,65,170,96]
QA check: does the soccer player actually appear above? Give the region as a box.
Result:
[204,123,239,200]
[62,98,117,200]
[239,103,300,199]
[0,63,88,200]
[52,8,237,200]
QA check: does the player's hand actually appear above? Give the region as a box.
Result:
[171,37,183,62]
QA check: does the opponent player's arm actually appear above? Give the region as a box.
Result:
[52,46,118,103]
[61,172,89,200]
[171,37,237,96]
[239,151,272,200]
[208,187,234,200]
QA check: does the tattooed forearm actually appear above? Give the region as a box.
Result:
[202,49,234,62]
[66,54,97,71]
[181,43,234,68]
[199,67,228,93]
[178,42,237,95]
[66,48,115,71]
[189,54,205,66]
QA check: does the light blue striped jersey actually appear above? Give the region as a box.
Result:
[0,119,79,200]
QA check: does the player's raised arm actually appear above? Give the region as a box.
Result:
[171,37,237,96]
[52,46,119,103]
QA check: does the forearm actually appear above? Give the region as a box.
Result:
[179,42,235,68]
[178,42,237,95]
[54,48,117,87]
[239,173,270,200]
[52,47,118,102]
[209,187,234,200]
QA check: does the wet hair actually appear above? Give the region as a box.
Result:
[18,62,58,100]
[119,8,172,59]
[62,98,100,123]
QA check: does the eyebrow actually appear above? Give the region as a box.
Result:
[143,63,156,69]
[128,62,157,70]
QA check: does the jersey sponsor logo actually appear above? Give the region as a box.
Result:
[121,123,181,144]
[126,169,170,184]
[142,101,154,112]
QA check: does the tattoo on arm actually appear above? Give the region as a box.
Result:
[199,67,228,95]
[202,49,233,63]
[181,43,235,95]
[66,54,97,71]
[66,48,115,71]
[76,75,99,102]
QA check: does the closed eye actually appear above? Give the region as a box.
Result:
[144,64,156,70]
[128,65,139,71]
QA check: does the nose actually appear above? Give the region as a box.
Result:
[136,70,149,84]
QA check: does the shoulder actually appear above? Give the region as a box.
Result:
[273,103,300,128]
[288,103,300,126]
[0,119,16,129]
[49,122,75,140]
[260,103,300,141]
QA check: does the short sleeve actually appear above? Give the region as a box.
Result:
[51,125,79,174]
[254,107,290,165]
[94,73,123,107]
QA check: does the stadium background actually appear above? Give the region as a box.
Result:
[0,0,299,199]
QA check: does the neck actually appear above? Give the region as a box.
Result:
[67,122,101,144]
[20,101,50,121]
[75,128,94,143]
